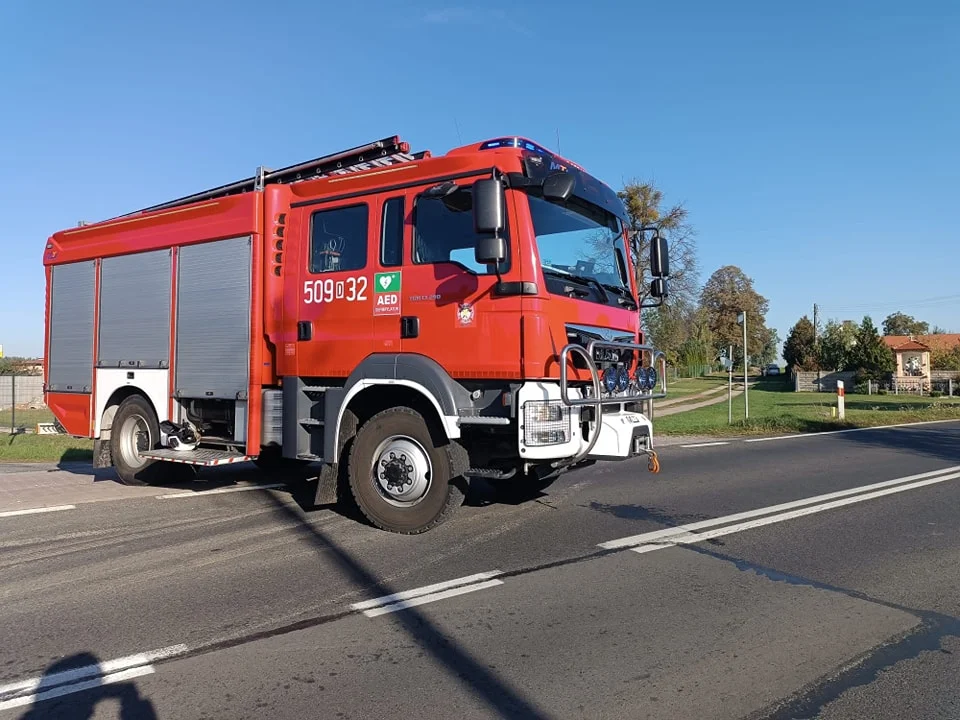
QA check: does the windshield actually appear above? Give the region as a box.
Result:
[527,194,632,294]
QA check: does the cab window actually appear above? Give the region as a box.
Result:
[309,204,368,274]
[413,185,510,275]
[380,197,404,267]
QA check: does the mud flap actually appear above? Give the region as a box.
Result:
[93,438,113,469]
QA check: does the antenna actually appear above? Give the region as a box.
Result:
[556,128,561,154]
[454,118,463,144]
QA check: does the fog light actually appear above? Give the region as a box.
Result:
[616,366,630,392]
[601,368,617,394]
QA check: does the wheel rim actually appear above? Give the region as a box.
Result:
[371,435,432,507]
[119,413,151,469]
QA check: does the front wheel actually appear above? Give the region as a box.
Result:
[347,407,463,534]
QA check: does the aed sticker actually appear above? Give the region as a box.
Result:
[374,271,401,316]
[456,302,475,326]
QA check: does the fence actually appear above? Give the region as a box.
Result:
[793,371,857,392]
[0,374,44,410]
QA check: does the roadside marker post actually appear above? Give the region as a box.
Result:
[837,380,845,420]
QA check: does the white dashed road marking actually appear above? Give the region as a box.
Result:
[680,442,730,448]
[351,571,505,618]
[0,644,187,711]
[156,483,284,499]
[0,505,75,519]
[599,465,960,551]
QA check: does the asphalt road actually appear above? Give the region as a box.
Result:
[2,421,960,719]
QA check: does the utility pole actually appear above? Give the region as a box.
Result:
[814,302,821,384]
[738,311,749,419]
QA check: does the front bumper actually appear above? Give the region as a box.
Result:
[517,339,665,465]
[516,380,654,462]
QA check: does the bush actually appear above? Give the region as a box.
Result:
[931,390,944,398]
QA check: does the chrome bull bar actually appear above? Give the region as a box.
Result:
[554,341,667,468]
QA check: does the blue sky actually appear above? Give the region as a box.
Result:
[1,0,957,357]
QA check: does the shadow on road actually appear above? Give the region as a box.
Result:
[835,424,960,465]
[16,652,158,720]
[263,490,553,719]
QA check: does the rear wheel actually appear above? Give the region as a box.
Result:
[348,407,463,534]
[110,395,195,486]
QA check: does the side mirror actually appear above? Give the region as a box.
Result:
[650,277,668,299]
[542,172,575,201]
[650,233,670,277]
[476,235,507,264]
[473,179,505,234]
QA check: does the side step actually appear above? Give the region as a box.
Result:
[139,448,253,466]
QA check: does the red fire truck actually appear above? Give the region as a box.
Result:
[42,135,669,533]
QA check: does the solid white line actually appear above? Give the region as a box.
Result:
[0,644,186,702]
[156,483,284,499]
[632,471,960,554]
[362,579,505,618]
[598,464,960,550]
[680,442,730,448]
[0,666,154,711]
[0,505,75,518]
[744,418,960,443]
[350,571,504,611]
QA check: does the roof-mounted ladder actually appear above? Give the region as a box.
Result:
[121,135,428,217]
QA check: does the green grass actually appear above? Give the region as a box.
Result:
[0,432,93,463]
[0,408,54,430]
[656,376,960,436]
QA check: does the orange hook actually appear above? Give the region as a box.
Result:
[647,451,660,474]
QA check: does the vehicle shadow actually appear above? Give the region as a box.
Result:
[263,490,553,719]
[15,652,158,719]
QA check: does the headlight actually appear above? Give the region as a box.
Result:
[523,401,571,446]
[616,366,630,392]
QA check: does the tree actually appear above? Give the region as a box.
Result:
[932,325,949,334]
[0,357,13,375]
[699,265,771,366]
[782,316,818,371]
[817,319,858,370]
[931,342,960,371]
[759,328,780,366]
[882,311,929,337]
[850,316,895,381]
[642,298,695,368]
[616,181,700,309]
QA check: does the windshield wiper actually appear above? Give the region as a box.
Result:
[542,268,608,300]
[599,282,638,310]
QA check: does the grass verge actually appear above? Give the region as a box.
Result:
[0,433,93,463]
[0,408,55,430]
[656,377,960,436]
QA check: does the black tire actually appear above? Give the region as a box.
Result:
[348,407,464,534]
[110,396,195,486]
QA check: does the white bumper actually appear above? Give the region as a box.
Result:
[517,381,652,462]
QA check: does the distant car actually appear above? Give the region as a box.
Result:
[762,364,781,376]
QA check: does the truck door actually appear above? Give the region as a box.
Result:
[395,179,523,378]
[295,198,378,377]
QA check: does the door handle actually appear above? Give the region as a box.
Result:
[400,316,419,339]
[298,320,313,341]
